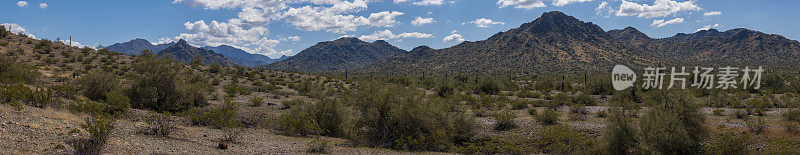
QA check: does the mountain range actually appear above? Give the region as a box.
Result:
[363,11,800,75]
[201,45,287,67]
[263,37,406,72]
[157,39,236,66]
[108,38,287,67]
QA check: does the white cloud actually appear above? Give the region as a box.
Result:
[16,1,27,7]
[450,30,458,34]
[413,0,444,6]
[169,0,413,57]
[616,0,701,18]
[703,11,721,16]
[470,18,505,28]
[650,17,684,27]
[497,0,545,9]
[696,23,721,32]
[283,36,301,41]
[1,23,36,39]
[411,17,435,26]
[38,3,47,9]
[282,5,404,33]
[553,0,592,7]
[596,1,607,11]
[358,30,432,42]
[60,40,86,48]
[443,33,465,43]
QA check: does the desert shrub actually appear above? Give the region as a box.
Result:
[712,109,725,116]
[639,93,707,154]
[536,125,593,154]
[0,55,40,84]
[537,109,560,125]
[306,138,330,153]
[599,108,638,154]
[51,84,78,99]
[587,76,613,95]
[184,99,238,129]
[347,83,475,152]
[732,109,749,119]
[277,105,321,136]
[281,98,305,110]
[493,109,517,131]
[596,110,607,118]
[128,53,208,112]
[74,115,116,155]
[458,135,535,154]
[146,113,175,137]
[476,78,500,95]
[746,117,767,135]
[102,91,130,117]
[34,39,53,54]
[705,128,750,154]
[510,99,529,110]
[0,84,55,108]
[527,108,537,116]
[571,94,597,106]
[516,91,541,98]
[436,84,454,98]
[250,96,264,107]
[0,25,9,38]
[784,109,800,122]
[549,93,570,106]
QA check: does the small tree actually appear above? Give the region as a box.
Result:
[78,70,120,101]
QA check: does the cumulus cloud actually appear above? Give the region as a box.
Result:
[411,17,435,26]
[16,1,27,7]
[696,23,721,32]
[470,18,505,28]
[413,0,444,6]
[358,30,432,42]
[703,11,721,16]
[616,0,701,18]
[497,0,545,9]
[553,0,592,7]
[651,18,684,27]
[38,3,47,9]
[394,0,409,3]
[443,33,465,43]
[168,0,407,57]
[1,23,36,39]
[60,40,87,48]
[282,36,301,41]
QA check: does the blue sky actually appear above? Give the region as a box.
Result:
[3,0,800,58]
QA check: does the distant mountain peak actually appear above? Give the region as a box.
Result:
[333,37,365,44]
[158,40,235,66]
[517,11,606,36]
[609,26,650,41]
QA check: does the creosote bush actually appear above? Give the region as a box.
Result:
[599,108,638,154]
[127,53,209,112]
[536,109,560,126]
[146,113,175,137]
[74,114,116,155]
[493,109,517,131]
[0,54,41,84]
[77,70,120,101]
[639,92,707,154]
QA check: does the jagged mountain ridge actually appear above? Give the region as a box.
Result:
[365,11,800,75]
[201,45,287,67]
[157,39,236,66]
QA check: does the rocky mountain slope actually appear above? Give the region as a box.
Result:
[157,39,235,66]
[264,37,406,72]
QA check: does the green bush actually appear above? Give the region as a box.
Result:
[77,69,120,101]
[599,108,638,154]
[277,105,321,136]
[537,109,560,126]
[102,92,130,117]
[527,108,537,116]
[306,138,330,153]
[746,117,766,135]
[493,109,517,131]
[184,99,238,129]
[436,84,454,98]
[783,109,800,122]
[348,83,475,152]
[516,91,541,98]
[510,99,529,110]
[458,135,535,154]
[536,125,592,154]
[476,79,500,95]
[250,96,264,107]
[74,115,116,155]
[146,113,175,137]
[0,55,40,84]
[713,109,725,116]
[705,128,750,154]
[127,53,208,112]
[639,93,707,154]
[571,94,597,106]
